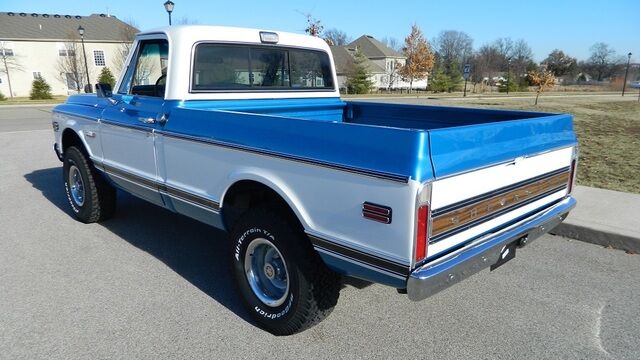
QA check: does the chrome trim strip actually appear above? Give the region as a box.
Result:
[158,184,220,211]
[407,196,576,301]
[102,164,221,211]
[315,248,407,281]
[308,234,409,277]
[103,164,158,190]
[52,110,98,122]
[100,119,154,133]
[156,130,410,183]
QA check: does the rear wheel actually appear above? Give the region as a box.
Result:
[63,146,116,223]
[231,208,340,335]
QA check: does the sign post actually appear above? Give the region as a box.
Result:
[463,64,471,97]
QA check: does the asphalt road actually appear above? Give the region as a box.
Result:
[1,106,639,359]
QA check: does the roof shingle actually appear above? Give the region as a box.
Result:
[347,35,402,58]
[0,12,138,42]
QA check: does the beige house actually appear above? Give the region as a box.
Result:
[331,35,428,92]
[0,12,136,97]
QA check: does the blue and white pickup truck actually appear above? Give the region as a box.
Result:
[52,25,577,335]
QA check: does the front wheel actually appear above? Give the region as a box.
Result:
[63,146,116,223]
[231,208,340,335]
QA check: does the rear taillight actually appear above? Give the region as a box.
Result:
[567,159,577,194]
[415,204,429,262]
[568,152,578,194]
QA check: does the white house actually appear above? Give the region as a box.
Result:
[331,35,428,92]
[0,11,136,97]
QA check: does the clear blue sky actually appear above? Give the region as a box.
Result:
[2,0,638,62]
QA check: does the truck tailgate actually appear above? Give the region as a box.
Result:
[425,114,577,260]
[428,113,576,178]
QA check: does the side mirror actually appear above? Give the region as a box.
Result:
[95,83,113,98]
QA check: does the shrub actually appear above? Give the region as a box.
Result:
[497,73,521,93]
[0,91,6,101]
[30,76,53,100]
[97,67,117,88]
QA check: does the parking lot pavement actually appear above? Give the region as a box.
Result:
[0,105,54,133]
[1,125,640,359]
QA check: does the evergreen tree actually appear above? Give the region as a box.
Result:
[346,49,373,94]
[30,76,53,100]
[429,72,452,93]
[97,67,117,88]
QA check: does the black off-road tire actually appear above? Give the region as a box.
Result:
[62,146,116,223]
[231,208,341,335]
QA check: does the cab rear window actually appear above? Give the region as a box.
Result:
[192,44,334,91]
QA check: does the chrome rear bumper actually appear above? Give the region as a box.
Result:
[407,196,576,301]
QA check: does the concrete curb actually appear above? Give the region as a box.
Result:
[550,223,639,254]
[550,186,640,254]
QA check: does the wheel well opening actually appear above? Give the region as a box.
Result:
[222,180,302,232]
[61,129,85,154]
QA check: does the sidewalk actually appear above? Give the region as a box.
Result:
[551,185,640,253]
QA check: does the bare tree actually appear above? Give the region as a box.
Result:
[382,59,402,91]
[434,30,473,76]
[510,39,535,76]
[112,19,139,75]
[0,41,24,98]
[176,17,199,25]
[324,28,351,46]
[469,44,502,92]
[588,42,617,81]
[303,14,323,37]
[542,49,577,77]
[494,37,514,70]
[380,37,402,53]
[55,38,86,93]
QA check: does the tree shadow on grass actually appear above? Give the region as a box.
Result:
[24,167,253,325]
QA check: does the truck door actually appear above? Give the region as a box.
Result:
[99,37,169,206]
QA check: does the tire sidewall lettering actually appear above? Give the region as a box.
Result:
[64,157,82,213]
[234,227,275,262]
[254,293,294,319]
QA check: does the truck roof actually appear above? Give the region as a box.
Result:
[130,25,340,101]
[138,25,331,51]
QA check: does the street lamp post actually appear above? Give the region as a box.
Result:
[164,0,175,26]
[77,25,92,93]
[622,52,632,96]
[506,58,511,96]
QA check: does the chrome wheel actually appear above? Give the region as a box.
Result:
[68,164,85,207]
[244,238,290,307]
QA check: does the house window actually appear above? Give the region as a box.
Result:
[33,72,42,79]
[93,50,105,66]
[59,49,75,56]
[0,48,14,56]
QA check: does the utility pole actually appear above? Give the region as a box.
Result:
[506,58,511,96]
[622,52,632,96]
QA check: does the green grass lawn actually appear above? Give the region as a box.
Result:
[0,96,67,105]
[434,96,640,194]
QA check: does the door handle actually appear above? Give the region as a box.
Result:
[138,117,156,124]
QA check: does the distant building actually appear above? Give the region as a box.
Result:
[0,12,137,97]
[330,35,428,92]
